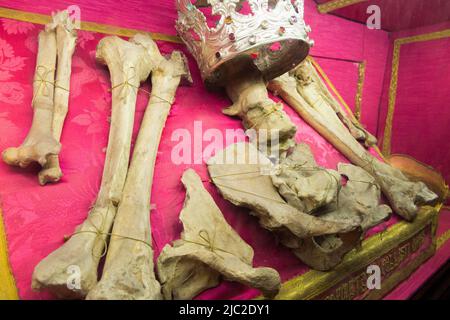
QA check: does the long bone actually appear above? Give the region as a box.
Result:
[32,34,156,299]
[87,47,192,300]
[268,59,437,221]
[2,29,60,168]
[38,10,78,185]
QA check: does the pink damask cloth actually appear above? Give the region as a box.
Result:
[0,18,395,300]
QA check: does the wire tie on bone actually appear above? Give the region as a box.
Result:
[212,180,289,206]
[32,65,69,105]
[209,164,336,207]
[65,205,153,258]
[248,103,283,130]
[183,229,233,259]
[109,66,174,105]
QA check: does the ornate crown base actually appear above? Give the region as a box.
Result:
[205,38,310,87]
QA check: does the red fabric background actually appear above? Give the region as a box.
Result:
[378,22,450,184]
[316,0,450,32]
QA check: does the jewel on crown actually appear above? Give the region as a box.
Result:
[176,0,313,86]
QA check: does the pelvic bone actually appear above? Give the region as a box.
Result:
[157,169,281,299]
[207,142,360,238]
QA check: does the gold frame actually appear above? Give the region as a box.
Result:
[317,0,368,14]
[354,61,366,120]
[0,208,19,299]
[0,7,182,43]
[270,205,440,300]
[382,29,450,156]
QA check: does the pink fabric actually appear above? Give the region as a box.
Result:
[317,0,450,32]
[0,17,399,300]
[313,57,359,113]
[378,22,450,184]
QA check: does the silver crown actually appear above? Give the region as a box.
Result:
[176,0,313,86]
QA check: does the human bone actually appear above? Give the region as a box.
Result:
[157,169,281,299]
[268,59,437,221]
[273,144,391,270]
[222,58,297,155]
[36,10,78,185]
[207,142,360,239]
[87,45,191,300]
[32,34,156,299]
[2,29,60,168]
[271,143,340,213]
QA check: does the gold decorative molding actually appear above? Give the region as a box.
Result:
[0,208,19,300]
[437,229,450,250]
[0,7,182,44]
[354,60,366,120]
[317,0,367,14]
[269,205,439,300]
[382,29,450,156]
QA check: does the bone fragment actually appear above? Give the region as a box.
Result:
[273,143,390,270]
[32,35,155,298]
[271,143,340,213]
[87,45,191,300]
[207,142,360,238]
[268,59,437,221]
[157,169,281,299]
[2,29,60,168]
[290,164,391,270]
[37,10,78,185]
[222,58,297,156]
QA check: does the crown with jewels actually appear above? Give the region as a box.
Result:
[176,0,313,86]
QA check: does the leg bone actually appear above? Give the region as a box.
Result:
[38,10,78,185]
[87,45,191,300]
[32,34,155,298]
[2,29,60,168]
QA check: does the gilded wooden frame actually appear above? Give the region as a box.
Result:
[382,29,450,156]
[317,0,368,14]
